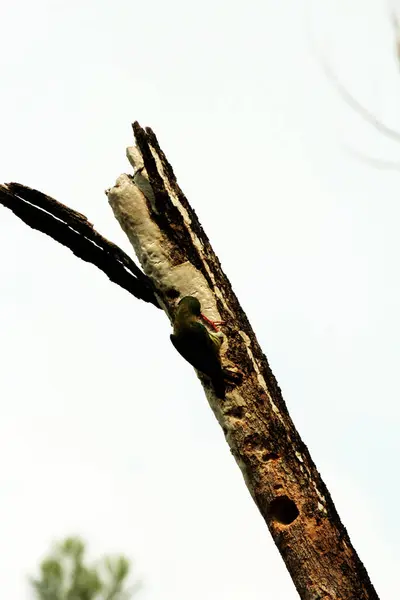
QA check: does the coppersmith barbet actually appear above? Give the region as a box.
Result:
[170,296,225,398]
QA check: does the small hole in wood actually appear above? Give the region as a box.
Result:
[269,495,299,525]
[225,406,244,419]
[262,452,279,462]
[165,288,180,299]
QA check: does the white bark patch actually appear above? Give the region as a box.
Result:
[313,481,327,506]
[115,146,227,323]
[107,175,169,284]
[126,146,144,170]
[239,330,282,417]
[107,172,224,326]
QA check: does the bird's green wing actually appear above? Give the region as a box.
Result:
[170,323,222,379]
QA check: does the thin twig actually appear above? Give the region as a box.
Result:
[319,55,400,143]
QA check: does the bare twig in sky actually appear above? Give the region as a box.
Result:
[306,3,400,169]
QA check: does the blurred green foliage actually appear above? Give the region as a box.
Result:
[30,536,140,600]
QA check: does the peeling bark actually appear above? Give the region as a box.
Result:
[106,122,379,600]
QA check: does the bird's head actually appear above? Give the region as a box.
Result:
[177,295,201,316]
[175,296,221,332]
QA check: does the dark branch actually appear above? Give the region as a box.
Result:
[0,182,160,308]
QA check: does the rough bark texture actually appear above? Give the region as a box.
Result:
[106,122,379,600]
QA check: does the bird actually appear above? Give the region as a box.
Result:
[170,296,226,398]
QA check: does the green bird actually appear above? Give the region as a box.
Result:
[170,296,226,398]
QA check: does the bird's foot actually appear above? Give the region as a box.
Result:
[201,314,226,332]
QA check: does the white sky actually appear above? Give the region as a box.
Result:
[0,0,399,598]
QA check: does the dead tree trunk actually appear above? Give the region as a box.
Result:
[106,123,379,600]
[0,122,379,600]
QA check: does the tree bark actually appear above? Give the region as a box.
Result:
[105,122,379,600]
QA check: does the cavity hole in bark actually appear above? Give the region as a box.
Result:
[165,288,180,299]
[269,495,299,525]
[262,452,279,462]
[225,406,244,419]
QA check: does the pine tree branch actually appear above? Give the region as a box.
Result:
[105,121,380,600]
[0,182,159,308]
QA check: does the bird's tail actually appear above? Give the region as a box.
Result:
[211,372,226,399]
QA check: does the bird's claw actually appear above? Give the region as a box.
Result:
[201,314,226,332]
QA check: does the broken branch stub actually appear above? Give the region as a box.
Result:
[0,182,158,307]
[106,122,378,600]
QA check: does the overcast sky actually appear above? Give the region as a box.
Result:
[1,0,399,598]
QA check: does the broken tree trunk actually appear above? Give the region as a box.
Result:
[106,122,379,600]
[0,123,379,600]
